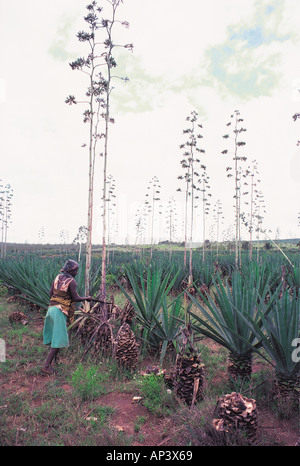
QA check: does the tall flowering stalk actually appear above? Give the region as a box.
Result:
[212,199,224,260]
[134,204,147,250]
[222,110,247,266]
[106,174,116,265]
[165,197,178,259]
[66,0,132,312]
[0,182,13,259]
[242,159,266,260]
[198,163,211,261]
[145,176,161,257]
[177,110,205,286]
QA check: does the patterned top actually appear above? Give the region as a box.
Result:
[49,274,75,318]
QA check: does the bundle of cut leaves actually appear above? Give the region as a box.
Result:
[71,295,120,356]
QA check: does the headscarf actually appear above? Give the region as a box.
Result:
[60,259,79,274]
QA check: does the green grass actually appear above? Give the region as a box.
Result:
[71,363,110,401]
[137,373,178,416]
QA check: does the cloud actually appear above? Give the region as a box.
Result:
[228,0,291,47]
[111,52,170,114]
[47,8,83,62]
[105,0,300,117]
[204,0,295,99]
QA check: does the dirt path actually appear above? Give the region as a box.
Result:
[98,391,178,446]
[4,369,298,446]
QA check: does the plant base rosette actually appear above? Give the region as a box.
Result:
[228,350,252,382]
[173,349,205,407]
[275,372,300,404]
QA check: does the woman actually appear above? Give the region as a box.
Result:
[42,259,92,375]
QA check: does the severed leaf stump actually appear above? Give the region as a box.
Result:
[213,392,258,441]
[114,322,138,371]
[173,349,205,407]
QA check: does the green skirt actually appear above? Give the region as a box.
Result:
[43,306,69,348]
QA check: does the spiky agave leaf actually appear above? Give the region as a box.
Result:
[117,264,179,353]
[0,256,51,309]
[0,256,101,310]
[147,295,186,365]
[186,271,278,381]
[237,289,300,401]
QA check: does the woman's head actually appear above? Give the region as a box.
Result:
[61,259,79,276]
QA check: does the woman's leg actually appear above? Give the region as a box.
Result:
[43,347,60,373]
[42,307,68,374]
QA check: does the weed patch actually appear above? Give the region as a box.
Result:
[71,363,109,401]
[138,373,177,416]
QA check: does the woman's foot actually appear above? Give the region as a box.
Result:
[41,366,55,376]
[42,348,60,375]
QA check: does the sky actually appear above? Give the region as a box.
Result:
[0,0,299,245]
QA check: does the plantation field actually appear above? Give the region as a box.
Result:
[0,247,299,446]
